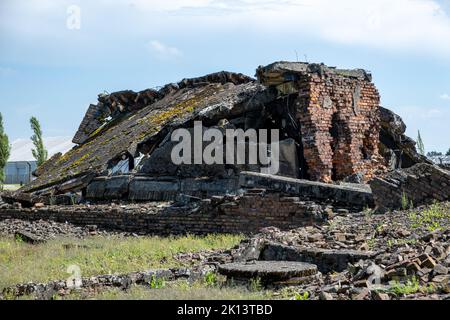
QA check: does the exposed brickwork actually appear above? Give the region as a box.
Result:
[258,62,384,183]
[370,163,450,212]
[0,192,326,235]
[296,72,381,182]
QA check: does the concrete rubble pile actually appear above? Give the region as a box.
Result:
[223,203,450,300]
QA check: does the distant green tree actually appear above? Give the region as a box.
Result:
[446,148,450,156]
[427,151,442,157]
[30,117,48,166]
[0,113,11,188]
[416,130,425,156]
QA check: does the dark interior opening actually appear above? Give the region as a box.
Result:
[329,112,340,181]
[107,151,135,173]
[266,95,309,179]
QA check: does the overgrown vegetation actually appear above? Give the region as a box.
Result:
[409,202,449,231]
[149,275,166,289]
[388,276,436,297]
[387,238,417,248]
[204,271,221,287]
[30,116,48,166]
[401,192,409,210]
[0,234,243,289]
[0,112,10,189]
[19,271,307,300]
[388,277,421,296]
[293,291,310,300]
[57,280,271,300]
[416,130,425,156]
[367,238,376,250]
[400,192,414,211]
[249,277,263,292]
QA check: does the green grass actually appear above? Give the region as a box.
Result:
[38,276,309,300]
[387,238,418,248]
[59,280,271,300]
[401,192,409,211]
[409,202,449,232]
[149,274,166,289]
[386,276,439,298]
[0,234,243,289]
[293,291,310,300]
[366,238,376,250]
[204,271,219,287]
[388,277,421,296]
[1,184,21,191]
[16,276,274,300]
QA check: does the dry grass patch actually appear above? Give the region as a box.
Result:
[0,234,243,289]
[59,280,271,300]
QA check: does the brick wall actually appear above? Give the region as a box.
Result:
[296,72,381,182]
[0,192,326,235]
[370,163,450,212]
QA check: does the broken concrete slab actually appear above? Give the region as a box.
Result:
[86,176,239,201]
[379,107,431,169]
[239,171,373,208]
[1,191,46,208]
[86,175,131,200]
[83,170,374,208]
[218,261,318,285]
[21,78,267,194]
[14,231,45,244]
[260,242,377,273]
[256,61,372,85]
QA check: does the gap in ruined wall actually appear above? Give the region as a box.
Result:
[107,152,135,175]
[266,94,309,179]
[329,112,339,181]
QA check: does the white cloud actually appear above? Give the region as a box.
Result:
[210,0,450,57]
[3,0,450,58]
[127,0,214,11]
[440,93,450,100]
[147,40,183,60]
[391,104,450,153]
[9,136,74,162]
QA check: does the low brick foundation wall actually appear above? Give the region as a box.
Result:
[370,163,450,212]
[0,193,326,235]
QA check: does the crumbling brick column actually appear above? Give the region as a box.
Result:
[293,66,381,182]
[296,75,334,182]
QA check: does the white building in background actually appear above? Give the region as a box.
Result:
[4,161,37,185]
[4,137,74,185]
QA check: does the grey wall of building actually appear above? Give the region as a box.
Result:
[3,161,37,185]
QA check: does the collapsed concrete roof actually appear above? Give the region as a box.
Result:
[256,61,372,85]
[22,72,270,194]
[14,61,429,207]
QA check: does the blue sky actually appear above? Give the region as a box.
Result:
[1,0,449,154]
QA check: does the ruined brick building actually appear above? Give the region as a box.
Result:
[3,61,429,206]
